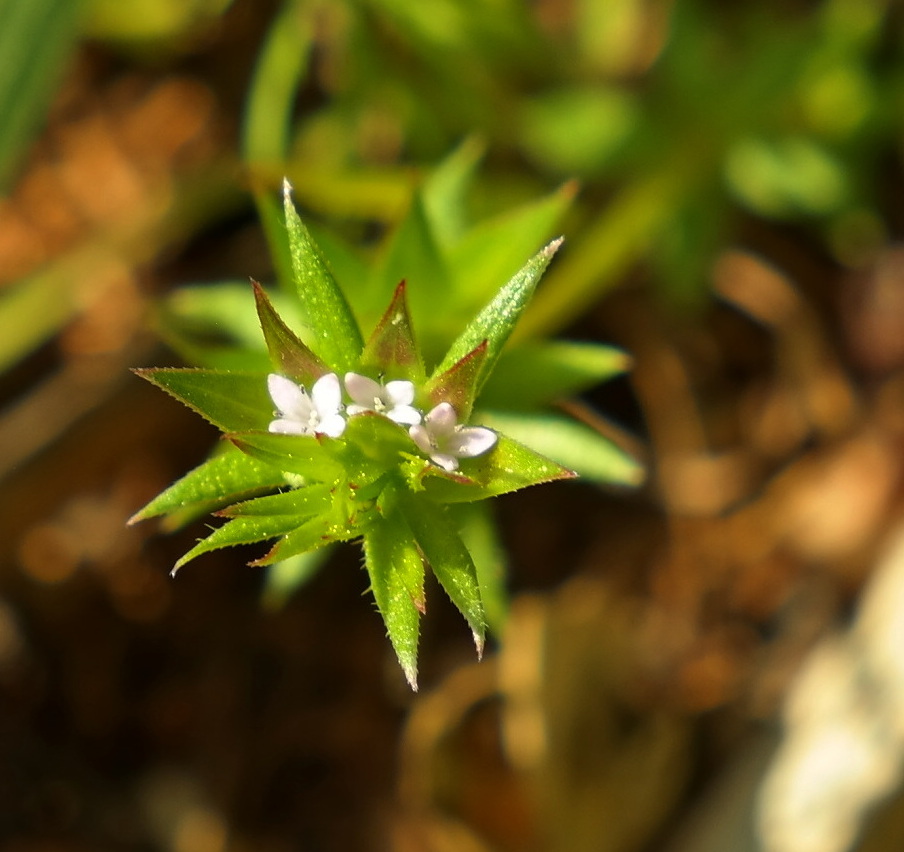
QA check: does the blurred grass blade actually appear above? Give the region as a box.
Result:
[0,0,82,189]
[0,0,82,192]
[243,0,313,292]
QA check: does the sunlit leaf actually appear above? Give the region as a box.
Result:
[400,496,485,657]
[134,368,272,432]
[255,511,358,565]
[217,483,332,517]
[173,513,306,574]
[227,431,345,482]
[416,433,575,503]
[283,183,363,369]
[364,516,426,690]
[433,238,563,392]
[129,449,286,524]
[480,410,644,487]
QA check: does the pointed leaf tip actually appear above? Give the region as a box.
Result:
[473,630,484,661]
[544,236,564,256]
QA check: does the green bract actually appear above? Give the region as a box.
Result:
[133,181,617,690]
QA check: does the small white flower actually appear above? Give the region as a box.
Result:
[344,372,421,426]
[267,372,346,437]
[409,402,497,472]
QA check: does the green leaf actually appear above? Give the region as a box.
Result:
[228,431,345,482]
[416,433,576,503]
[242,0,312,166]
[421,136,484,250]
[174,514,306,574]
[217,483,332,518]
[400,496,485,657]
[340,413,415,482]
[372,193,450,335]
[480,341,631,410]
[358,281,425,384]
[433,238,563,393]
[449,181,576,308]
[424,340,487,421]
[134,368,272,432]
[254,511,358,565]
[0,0,81,190]
[283,183,363,370]
[452,502,508,635]
[480,411,644,487]
[252,280,328,384]
[363,517,426,690]
[129,448,287,524]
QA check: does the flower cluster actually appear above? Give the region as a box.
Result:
[267,371,497,472]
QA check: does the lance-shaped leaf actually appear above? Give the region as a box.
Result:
[424,340,487,421]
[480,341,631,411]
[283,181,363,370]
[479,410,644,487]
[173,513,306,574]
[358,281,425,384]
[254,509,359,565]
[129,449,287,524]
[228,431,345,482]
[432,237,563,393]
[363,514,426,690]
[400,496,485,658]
[134,368,273,433]
[217,483,332,518]
[252,280,327,384]
[414,434,576,503]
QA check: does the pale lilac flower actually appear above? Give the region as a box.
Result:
[409,402,497,472]
[267,372,346,437]
[344,372,421,426]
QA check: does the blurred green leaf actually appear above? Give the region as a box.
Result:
[0,0,82,189]
[453,501,507,633]
[481,341,630,410]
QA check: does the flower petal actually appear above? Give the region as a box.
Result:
[385,380,415,406]
[344,372,381,408]
[450,426,497,459]
[388,405,422,426]
[268,373,311,419]
[318,412,347,438]
[311,372,342,415]
[430,452,460,472]
[409,424,434,454]
[269,417,308,435]
[425,402,458,437]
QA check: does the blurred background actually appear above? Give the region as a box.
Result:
[3,0,904,850]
